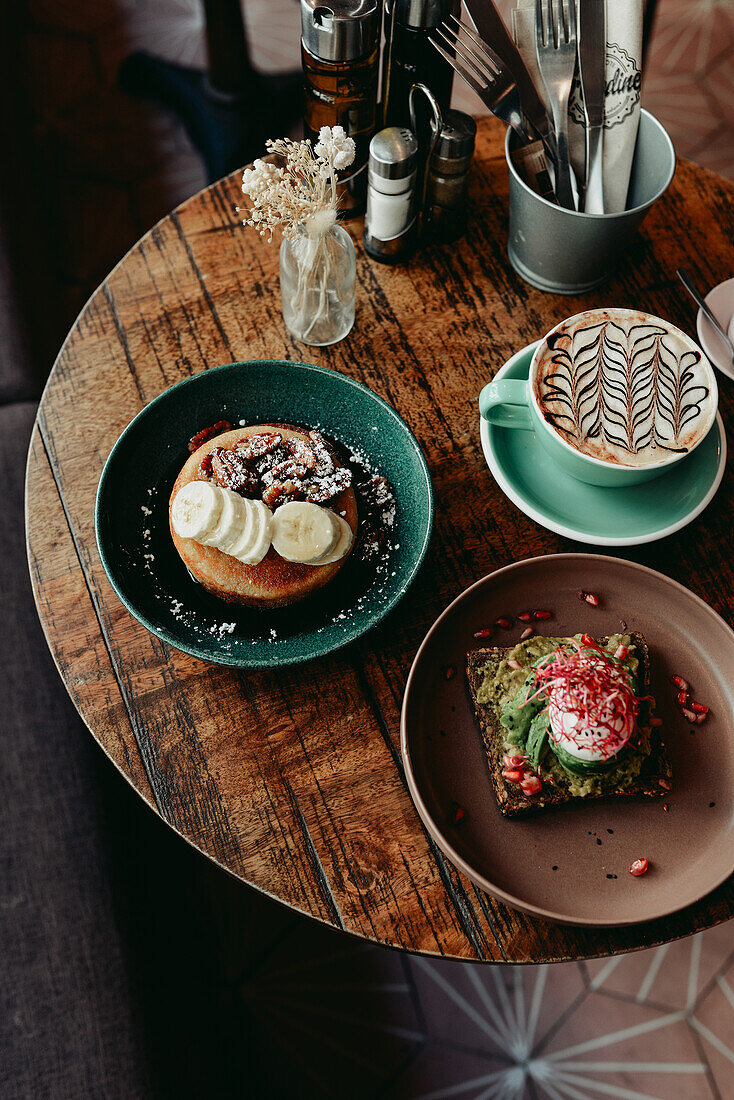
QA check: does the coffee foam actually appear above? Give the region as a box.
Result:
[533,309,715,468]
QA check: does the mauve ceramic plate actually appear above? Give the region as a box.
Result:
[401,554,734,926]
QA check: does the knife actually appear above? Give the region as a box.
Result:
[577,0,607,214]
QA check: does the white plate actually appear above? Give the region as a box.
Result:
[697,276,734,381]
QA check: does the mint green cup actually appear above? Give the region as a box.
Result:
[479,309,718,489]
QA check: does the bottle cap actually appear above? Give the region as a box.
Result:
[369,127,418,180]
[301,0,381,62]
[432,110,477,162]
[387,0,455,31]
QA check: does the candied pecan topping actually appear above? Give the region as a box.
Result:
[308,431,335,477]
[235,432,282,460]
[262,479,302,509]
[263,459,309,482]
[200,426,353,507]
[210,447,260,496]
[287,439,317,469]
[188,420,232,453]
[303,466,352,504]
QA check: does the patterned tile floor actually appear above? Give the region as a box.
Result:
[17,2,734,1096]
[238,902,734,1098]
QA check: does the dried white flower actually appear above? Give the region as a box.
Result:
[240,126,356,242]
[315,125,356,171]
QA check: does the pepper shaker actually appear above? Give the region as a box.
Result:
[301,0,382,218]
[425,110,476,241]
[363,127,419,263]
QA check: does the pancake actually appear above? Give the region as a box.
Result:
[169,424,358,608]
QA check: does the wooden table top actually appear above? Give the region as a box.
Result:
[26,116,734,963]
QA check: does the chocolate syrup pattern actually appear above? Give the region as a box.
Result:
[540,319,711,457]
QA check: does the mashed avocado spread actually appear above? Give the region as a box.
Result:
[474,634,651,798]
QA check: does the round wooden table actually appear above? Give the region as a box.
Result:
[26,117,734,963]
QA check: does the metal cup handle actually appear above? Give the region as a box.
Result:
[479,379,533,429]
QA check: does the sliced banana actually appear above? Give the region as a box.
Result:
[238,499,273,565]
[202,486,244,551]
[171,481,222,541]
[271,501,340,564]
[225,499,256,560]
[312,514,353,565]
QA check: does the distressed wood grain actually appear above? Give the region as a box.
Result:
[26,117,734,962]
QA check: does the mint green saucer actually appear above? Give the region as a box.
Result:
[479,342,726,546]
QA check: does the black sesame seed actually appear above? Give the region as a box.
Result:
[607,828,614,834]
[710,801,716,808]
[552,865,558,871]
[606,873,618,880]
[596,838,602,845]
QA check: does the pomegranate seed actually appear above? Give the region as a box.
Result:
[517,611,532,622]
[502,768,524,783]
[629,858,649,877]
[681,707,697,722]
[614,644,629,661]
[695,712,708,724]
[672,675,690,693]
[503,753,527,769]
[650,717,663,727]
[520,775,542,796]
[444,665,456,680]
[533,610,552,620]
[473,627,492,638]
[520,627,534,641]
[659,778,671,790]
[577,590,600,606]
[495,617,511,629]
[450,802,466,825]
[580,633,594,648]
[677,690,689,707]
[507,659,522,670]
[690,701,709,715]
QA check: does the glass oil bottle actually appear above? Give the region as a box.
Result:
[301,0,382,218]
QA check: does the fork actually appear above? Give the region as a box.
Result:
[430,15,536,146]
[534,0,577,210]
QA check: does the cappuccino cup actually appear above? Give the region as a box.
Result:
[479,309,718,488]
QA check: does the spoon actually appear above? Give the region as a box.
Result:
[677,267,734,376]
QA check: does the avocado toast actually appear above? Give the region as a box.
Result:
[466,632,672,817]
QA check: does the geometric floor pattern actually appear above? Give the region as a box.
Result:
[242,912,734,1098]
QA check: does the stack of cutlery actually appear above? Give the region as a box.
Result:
[430,0,644,215]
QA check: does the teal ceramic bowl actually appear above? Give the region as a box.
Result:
[95,361,434,667]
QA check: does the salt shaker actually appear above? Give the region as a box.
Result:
[425,110,476,241]
[363,127,419,263]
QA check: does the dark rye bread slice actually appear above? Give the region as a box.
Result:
[466,633,673,818]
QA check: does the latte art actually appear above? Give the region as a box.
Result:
[534,310,715,467]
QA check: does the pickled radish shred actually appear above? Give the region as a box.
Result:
[523,636,640,762]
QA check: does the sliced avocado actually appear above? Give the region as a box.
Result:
[549,740,624,777]
[500,675,545,747]
[526,711,550,768]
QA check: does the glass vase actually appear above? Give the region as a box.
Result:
[279,220,356,346]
